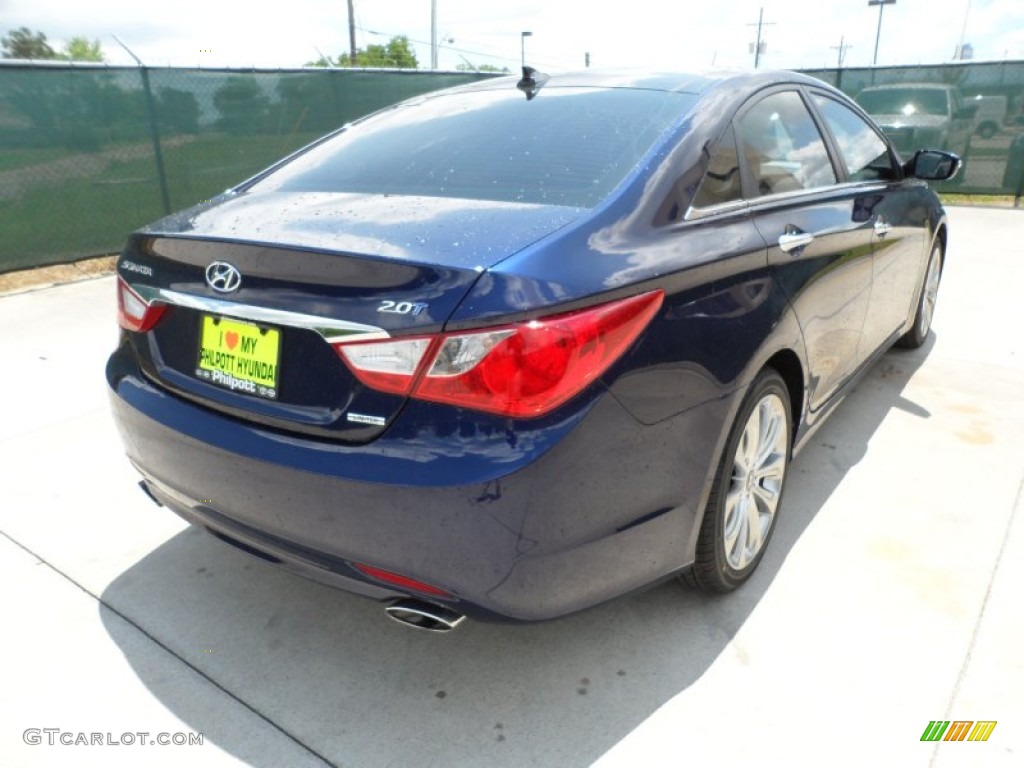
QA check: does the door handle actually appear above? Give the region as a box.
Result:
[778,228,814,253]
[874,218,892,237]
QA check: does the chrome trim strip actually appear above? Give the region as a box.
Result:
[684,199,750,222]
[130,284,390,343]
[685,181,893,223]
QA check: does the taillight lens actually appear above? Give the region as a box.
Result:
[336,290,663,418]
[335,337,435,395]
[117,277,166,332]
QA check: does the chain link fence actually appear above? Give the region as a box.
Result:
[1,61,1022,273]
[805,60,1024,197]
[0,63,493,273]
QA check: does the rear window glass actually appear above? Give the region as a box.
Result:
[249,87,693,208]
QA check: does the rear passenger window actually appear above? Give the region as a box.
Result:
[738,91,837,197]
[691,125,743,209]
[812,95,896,182]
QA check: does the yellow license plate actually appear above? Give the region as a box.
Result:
[195,315,280,399]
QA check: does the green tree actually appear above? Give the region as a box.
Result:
[305,55,336,67]
[275,74,338,134]
[157,87,201,134]
[213,77,270,135]
[309,36,419,69]
[60,37,104,62]
[1,27,56,59]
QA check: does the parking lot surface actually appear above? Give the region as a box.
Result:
[1,207,1021,767]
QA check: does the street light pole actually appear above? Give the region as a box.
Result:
[868,0,896,67]
[955,0,973,60]
[521,31,532,69]
[431,0,438,70]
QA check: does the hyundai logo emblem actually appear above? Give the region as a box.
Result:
[205,261,242,293]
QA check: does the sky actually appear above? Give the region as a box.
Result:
[2,0,1023,72]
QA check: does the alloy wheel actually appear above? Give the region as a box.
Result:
[722,393,789,571]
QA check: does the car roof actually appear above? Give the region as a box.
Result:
[454,68,835,98]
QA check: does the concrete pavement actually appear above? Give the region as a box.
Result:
[0,207,1021,767]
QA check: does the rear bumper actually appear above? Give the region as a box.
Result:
[107,345,727,622]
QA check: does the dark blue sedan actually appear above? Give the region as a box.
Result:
[107,69,958,630]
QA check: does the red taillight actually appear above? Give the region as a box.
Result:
[335,290,663,418]
[351,562,452,598]
[116,277,166,332]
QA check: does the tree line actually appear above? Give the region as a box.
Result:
[1,27,104,62]
[3,27,509,72]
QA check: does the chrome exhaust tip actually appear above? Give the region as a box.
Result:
[385,599,466,632]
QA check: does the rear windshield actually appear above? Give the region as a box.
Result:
[249,86,693,208]
[855,88,950,117]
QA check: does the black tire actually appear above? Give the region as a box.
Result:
[685,369,792,593]
[896,243,943,349]
[976,122,998,140]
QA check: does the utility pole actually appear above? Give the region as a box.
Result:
[747,8,774,69]
[868,0,896,66]
[347,0,357,66]
[831,36,852,68]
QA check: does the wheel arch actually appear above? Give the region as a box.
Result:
[935,221,948,268]
[762,349,804,448]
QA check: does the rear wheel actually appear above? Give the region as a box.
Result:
[685,369,791,593]
[976,122,998,140]
[896,243,942,349]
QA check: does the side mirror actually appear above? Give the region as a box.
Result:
[906,149,962,181]
[955,105,978,120]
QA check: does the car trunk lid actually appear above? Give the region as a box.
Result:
[118,191,584,443]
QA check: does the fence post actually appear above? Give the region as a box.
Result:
[140,66,171,215]
[328,69,344,126]
[1005,132,1024,208]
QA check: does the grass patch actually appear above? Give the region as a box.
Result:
[99,133,321,209]
[0,146,80,173]
[0,176,163,272]
[0,133,322,272]
[940,193,1019,207]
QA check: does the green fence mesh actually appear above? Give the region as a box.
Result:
[1,61,1022,273]
[804,61,1024,197]
[0,64,492,273]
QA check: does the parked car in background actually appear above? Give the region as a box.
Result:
[969,94,1008,139]
[855,83,975,159]
[107,69,959,631]
[1009,95,1024,127]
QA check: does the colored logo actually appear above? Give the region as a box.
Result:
[205,261,242,293]
[921,721,997,742]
